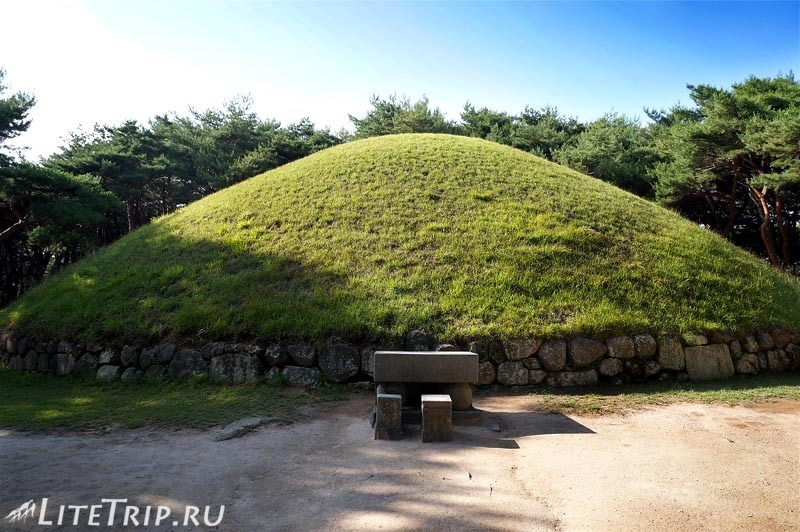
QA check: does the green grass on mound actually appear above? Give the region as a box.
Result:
[1,134,799,344]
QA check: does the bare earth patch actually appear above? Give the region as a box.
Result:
[1,395,798,531]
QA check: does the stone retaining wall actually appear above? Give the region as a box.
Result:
[1,329,798,387]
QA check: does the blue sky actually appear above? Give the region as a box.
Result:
[3,0,799,158]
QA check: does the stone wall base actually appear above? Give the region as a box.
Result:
[2,329,798,387]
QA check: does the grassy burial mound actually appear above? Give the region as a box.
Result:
[1,134,799,345]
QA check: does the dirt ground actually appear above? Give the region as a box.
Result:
[2,395,799,531]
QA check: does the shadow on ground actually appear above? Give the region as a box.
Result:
[398,408,594,450]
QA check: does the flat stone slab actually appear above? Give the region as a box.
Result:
[374,351,478,384]
[212,417,265,441]
[685,344,734,381]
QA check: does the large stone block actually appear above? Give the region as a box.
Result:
[139,346,158,369]
[319,344,360,383]
[98,350,121,365]
[469,339,505,363]
[96,365,123,382]
[529,369,547,384]
[496,361,529,386]
[657,336,685,370]
[282,366,321,387]
[477,361,496,385]
[643,360,661,377]
[145,364,167,380]
[157,343,176,364]
[502,338,541,361]
[757,332,774,350]
[487,341,506,365]
[120,345,140,367]
[120,368,142,381]
[22,351,38,372]
[36,353,51,373]
[57,340,74,354]
[288,344,317,367]
[606,336,635,359]
[3,335,16,354]
[209,353,263,383]
[734,353,759,375]
[360,347,375,377]
[16,337,31,356]
[169,349,208,380]
[52,353,75,376]
[741,336,760,353]
[538,340,567,371]
[684,344,734,380]
[767,350,791,372]
[264,345,289,366]
[7,356,21,371]
[682,333,708,347]
[568,338,606,367]
[199,342,225,360]
[74,353,99,378]
[421,394,452,443]
[375,393,402,440]
[787,344,800,370]
[468,340,490,362]
[598,358,623,376]
[728,340,742,358]
[373,351,478,384]
[772,329,791,349]
[523,357,541,370]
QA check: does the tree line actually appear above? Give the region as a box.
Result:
[1,70,798,306]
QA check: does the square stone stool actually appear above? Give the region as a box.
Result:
[375,393,402,440]
[421,394,452,442]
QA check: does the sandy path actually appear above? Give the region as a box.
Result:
[1,396,798,531]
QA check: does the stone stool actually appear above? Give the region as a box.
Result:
[421,394,452,442]
[374,393,402,440]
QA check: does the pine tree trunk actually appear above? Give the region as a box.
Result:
[126,201,135,233]
[775,191,793,268]
[748,184,782,268]
[722,176,738,239]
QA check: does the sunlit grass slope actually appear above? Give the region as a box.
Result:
[2,134,799,344]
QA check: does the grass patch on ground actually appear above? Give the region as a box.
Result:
[520,373,800,416]
[2,369,796,431]
[2,134,799,345]
[0,369,344,431]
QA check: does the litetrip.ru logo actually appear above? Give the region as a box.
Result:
[5,499,37,524]
[4,498,225,528]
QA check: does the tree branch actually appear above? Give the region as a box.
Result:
[0,216,27,242]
